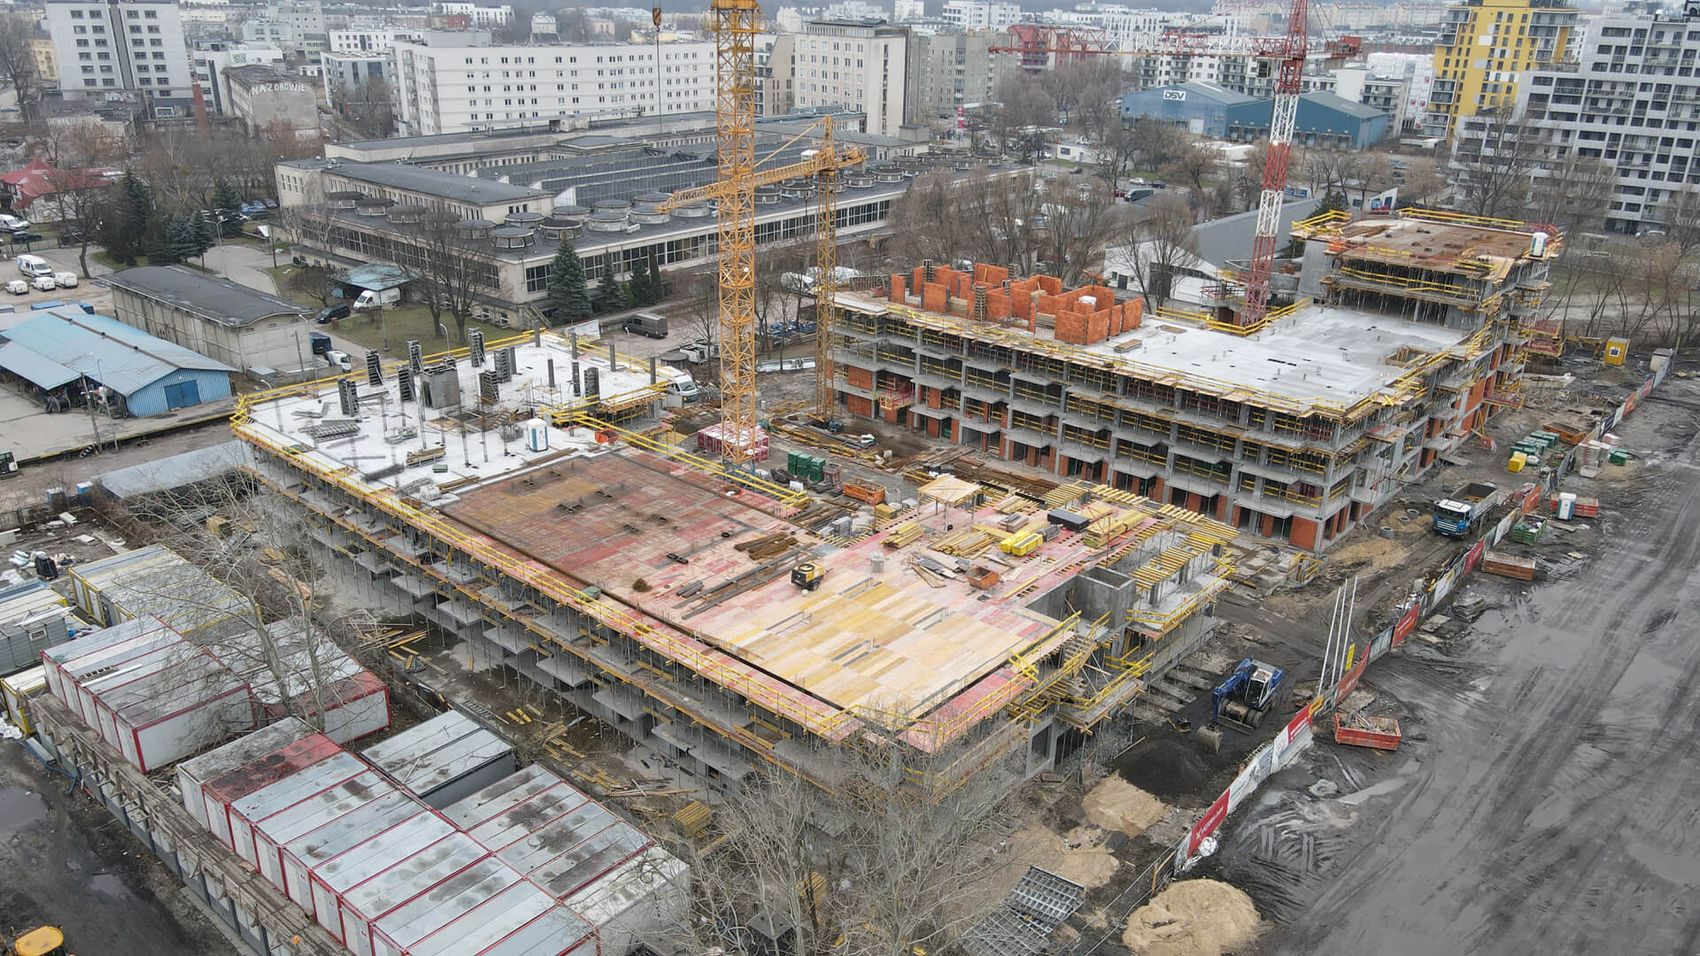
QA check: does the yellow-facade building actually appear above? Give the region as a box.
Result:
[1426,0,1577,138]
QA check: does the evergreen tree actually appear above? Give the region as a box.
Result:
[591,275,624,314]
[626,258,653,307]
[194,211,218,256]
[167,216,204,263]
[645,255,664,304]
[545,240,592,321]
[99,172,154,266]
[212,179,243,214]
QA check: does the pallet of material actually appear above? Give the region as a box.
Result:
[883,521,923,549]
[1481,550,1537,581]
[405,446,447,466]
[842,482,887,505]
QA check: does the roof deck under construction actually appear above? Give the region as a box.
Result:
[236,332,1239,790]
[832,209,1561,552]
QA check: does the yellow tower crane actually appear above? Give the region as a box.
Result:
[658,0,863,465]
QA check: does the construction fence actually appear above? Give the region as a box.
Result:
[1167,354,1674,875]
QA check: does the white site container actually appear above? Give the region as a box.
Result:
[42,616,181,724]
[440,765,563,831]
[410,886,596,956]
[201,735,342,851]
[76,643,183,749]
[336,831,487,956]
[250,771,395,892]
[361,711,517,809]
[566,845,692,956]
[226,750,369,867]
[516,809,653,902]
[368,856,524,956]
[463,782,589,854]
[90,645,254,773]
[309,812,456,941]
[279,791,424,917]
[176,717,314,828]
[204,623,392,744]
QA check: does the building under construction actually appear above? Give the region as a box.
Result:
[234,331,1238,792]
[832,208,1562,551]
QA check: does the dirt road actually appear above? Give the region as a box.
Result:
[1224,380,1700,955]
[0,741,229,953]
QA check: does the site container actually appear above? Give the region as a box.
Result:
[0,580,72,676]
[176,718,314,828]
[77,641,198,747]
[0,664,48,735]
[335,831,487,956]
[490,794,652,901]
[279,791,424,916]
[309,812,456,941]
[249,770,395,891]
[367,856,525,956]
[86,643,254,773]
[361,711,516,809]
[410,887,596,956]
[41,616,181,724]
[462,781,588,853]
[440,765,562,831]
[566,845,691,956]
[204,622,391,744]
[227,751,367,866]
[200,734,341,851]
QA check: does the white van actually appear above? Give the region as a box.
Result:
[16,255,51,277]
[658,367,700,405]
[353,287,400,310]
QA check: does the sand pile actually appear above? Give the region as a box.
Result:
[1122,879,1262,956]
[1082,776,1166,835]
[997,824,1119,891]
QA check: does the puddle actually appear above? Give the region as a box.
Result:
[89,873,130,899]
[0,787,47,834]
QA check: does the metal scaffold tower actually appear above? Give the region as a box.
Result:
[710,0,761,464]
[814,115,838,420]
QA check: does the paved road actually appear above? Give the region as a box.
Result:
[1228,380,1700,956]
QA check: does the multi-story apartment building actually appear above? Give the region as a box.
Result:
[29,33,57,85]
[45,0,194,111]
[1515,3,1700,234]
[756,33,796,116]
[941,0,1022,31]
[911,29,1014,120]
[390,39,716,135]
[326,28,421,54]
[832,207,1561,552]
[1425,0,1577,138]
[790,18,915,137]
[192,40,284,115]
[430,1,513,27]
[322,50,390,106]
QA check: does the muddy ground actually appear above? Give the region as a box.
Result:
[0,740,231,953]
[1209,370,1700,955]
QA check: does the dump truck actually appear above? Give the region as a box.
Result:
[1433,481,1501,536]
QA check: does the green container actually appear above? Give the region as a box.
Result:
[1609,450,1630,465]
[787,451,806,475]
[806,455,826,481]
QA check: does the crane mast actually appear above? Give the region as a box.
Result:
[709,0,761,465]
[814,116,838,419]
[1239,0,1308,328]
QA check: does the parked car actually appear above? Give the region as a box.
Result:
[57,229,87,247]
[0,214,30,232]
[5,279,26,295]
[30,275,56,291]
[52,272,77,288]
[9,232,44,246]
[314,303,352,324]
[622,312,669,339]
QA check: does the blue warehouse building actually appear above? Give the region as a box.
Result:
[0,306,234,417]
[1120,83,1391,150]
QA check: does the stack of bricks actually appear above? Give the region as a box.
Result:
[892,265,1143,341]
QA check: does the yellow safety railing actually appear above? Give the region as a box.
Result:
[1330,266,1484,303]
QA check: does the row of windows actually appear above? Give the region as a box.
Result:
[458,79,697,93]
[457,52,703,66]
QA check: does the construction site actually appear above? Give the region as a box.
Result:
[829,206,1558,553]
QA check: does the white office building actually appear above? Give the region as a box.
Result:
[326,29,421,54]
[45,0,194,105]
[1515,4,1700,234]
[791,19,914,137]
[941,0,1022,31]
[391,39,716,135]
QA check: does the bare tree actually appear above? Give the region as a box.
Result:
[1655,189,1700,258]
[1450,111,1540,220]
[1110,192,1198,310]
[889,167,1045,277]
[44,168,110,278]
[0,14,38,123]
[657,742,1013,956]
[415,212,483,343]
[1396,156,1445,207]
[1531,154,1615,238]
[1162,140,1218,206]
[333,75,396,138]
[1034,177,1124,283]
[991,73,1055,161]
[1094,122,1139,187]
[1128,117,1186,172]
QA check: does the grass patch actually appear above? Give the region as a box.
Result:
[325,305,507,353]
